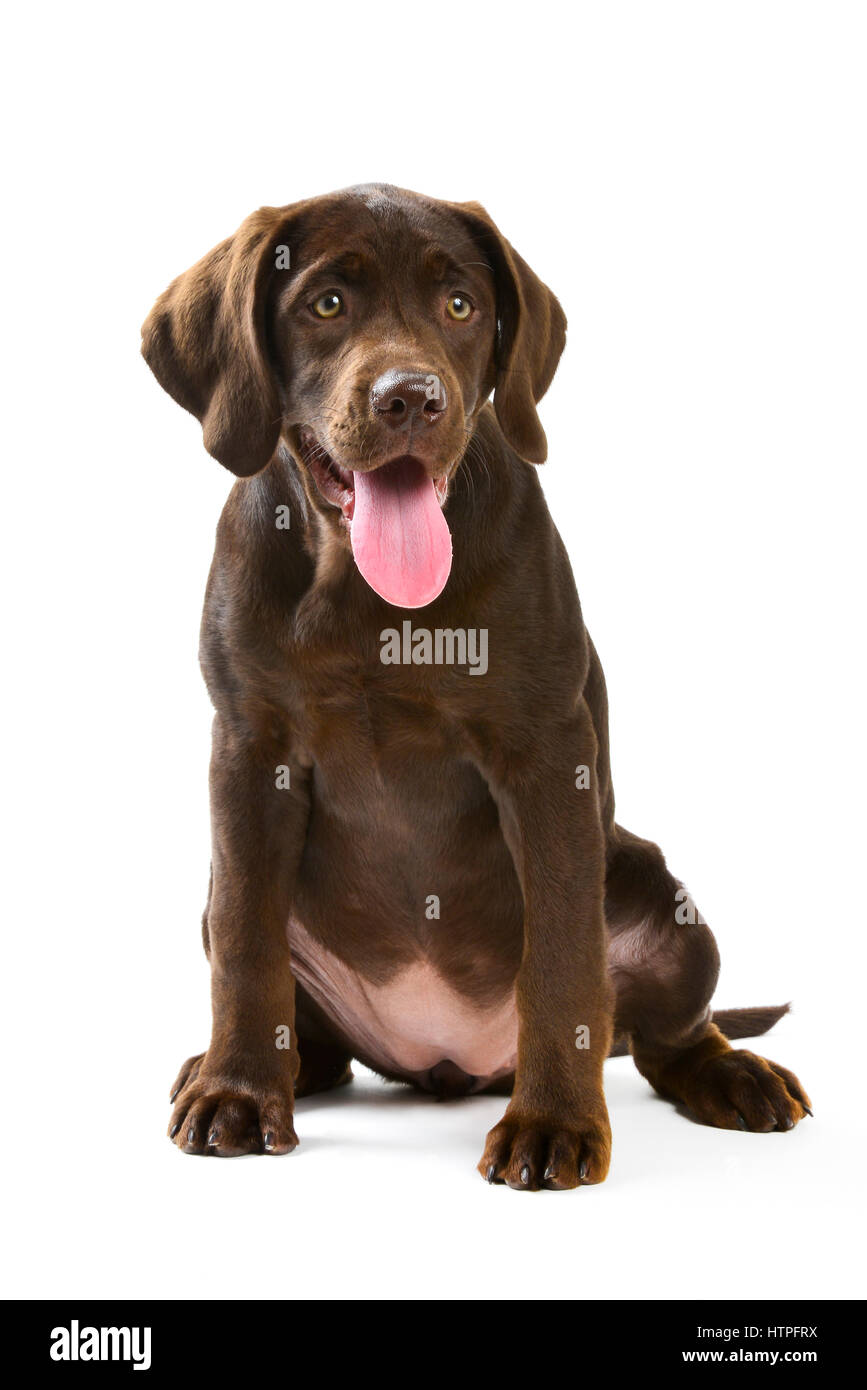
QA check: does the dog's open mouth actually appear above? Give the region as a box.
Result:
[299,429,358,520]
[298,428,452,609]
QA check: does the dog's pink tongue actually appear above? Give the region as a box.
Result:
[350,458,451,608]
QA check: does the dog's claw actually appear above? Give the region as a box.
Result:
[480,1113,611,1191]
[735,1113,748,1130]
[166,1060,297,1157]
[803,1106,814,1117]
[486,1164,497,1183]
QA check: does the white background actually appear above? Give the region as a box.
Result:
[2,1,865,1302]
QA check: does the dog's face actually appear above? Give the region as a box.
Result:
[271,191,498,507]
[142,184,566,607]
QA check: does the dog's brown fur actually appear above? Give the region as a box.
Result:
[143,184,810,1189]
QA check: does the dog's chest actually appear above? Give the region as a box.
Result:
[287,916,517,1091]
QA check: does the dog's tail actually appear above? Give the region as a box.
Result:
[609,1002,791,1057]
[711,1002,791,1040]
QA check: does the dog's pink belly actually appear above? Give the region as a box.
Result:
[287,918,517,1091]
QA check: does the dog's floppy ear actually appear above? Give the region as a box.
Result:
[452,201,566,464]
[141,205,298,477]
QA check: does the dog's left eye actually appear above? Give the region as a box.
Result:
[311,291,344,319]
[446,294,473,321]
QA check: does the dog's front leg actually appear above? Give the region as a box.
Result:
[476,702,613,1190]
[168,718,308,1157]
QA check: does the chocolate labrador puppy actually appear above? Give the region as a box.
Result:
[142,184,810,1189]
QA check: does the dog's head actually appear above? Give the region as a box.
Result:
[142,184,565,607]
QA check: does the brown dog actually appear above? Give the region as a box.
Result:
[142,184,810,1189]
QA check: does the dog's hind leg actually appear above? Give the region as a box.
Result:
[292,989,354,1097]
[606,825,811,1130]
[294,1034,354,1097]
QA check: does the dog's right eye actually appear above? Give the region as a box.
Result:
[311,291,345,319]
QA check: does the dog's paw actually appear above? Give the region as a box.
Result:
[683,1049,812,1132]
[167,1052,298,1157]
[478,1109,611,1191]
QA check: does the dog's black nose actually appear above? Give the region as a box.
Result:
[370,369,447,428]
